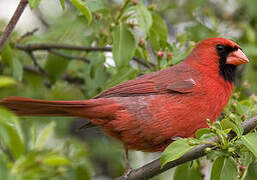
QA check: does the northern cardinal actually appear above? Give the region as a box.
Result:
[0,38,249,152]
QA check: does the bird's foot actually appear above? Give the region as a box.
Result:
[123,148,132,179]
[123,167,132,180]
[171,136,183,141]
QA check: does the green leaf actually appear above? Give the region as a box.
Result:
[210,156,225,180]
[11,58,23,81]
[28,0,42,9]
[0,76,16,88]
[241,133,257,158]
[42,155,70,166]
[1,44,12,65]
[149,13,168,50]
[44,53,70,82]
[244,161,257,180]
[211,157,237,180]
[35,122,55,149]
[112,24,136,67]
[161,139,196,167]
[86,1,106,12]
[195,128,212,138]
[174,162,203,180]
[0,154,10,180]
[74,166,91,180]
[59,0,66,10]
[104,67,138,89]
[1,44,23,81]
[241,44,257,57]
[70,0,92,24]
[84,52,108,97]
[239,152,255,180]
[177,32,190,48]
[221,118,243,136]
[0,108,25,159]
[136,3,152,34]
[220,157,238,180]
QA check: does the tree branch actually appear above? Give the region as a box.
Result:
[17,28,38,42]
[14,43,156,68]
[115,115,257,180]
[26,51,49,76]
[49,49,91,63]
[14,43,112,52]
[132,57,155,69]
[0,0,28,52]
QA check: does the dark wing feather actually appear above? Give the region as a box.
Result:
[94,62,199,98]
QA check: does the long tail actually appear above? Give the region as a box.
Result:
[0,96,119,119]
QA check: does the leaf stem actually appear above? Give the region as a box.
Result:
[115,0,131,23]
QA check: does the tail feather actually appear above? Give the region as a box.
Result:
[0,97,88,116]
[0,96,120,120]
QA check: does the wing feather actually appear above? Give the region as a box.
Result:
[94,62,199,98]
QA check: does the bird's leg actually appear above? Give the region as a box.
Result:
[123,148,132,179]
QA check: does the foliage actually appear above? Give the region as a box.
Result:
[0,0,256,179]
[162,93,257,179]
[0,107,92,180]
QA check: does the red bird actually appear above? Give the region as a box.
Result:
[0,38,249,152]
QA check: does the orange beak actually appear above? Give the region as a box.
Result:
[226,49,249,66]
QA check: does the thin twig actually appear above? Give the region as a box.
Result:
[18,28,39,41]
[49,49,91,63]
[33,8,50,28]
[25,50,86,85]
[23,65,85,85]
[26,51,49,76]
[115,115,257,180]
[0,0,28,52]
[62,74,85,85]
[133,57,155,69]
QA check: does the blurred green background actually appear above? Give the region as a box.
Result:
[0,0,256,179]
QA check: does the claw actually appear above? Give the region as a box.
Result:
[123,167,132,180]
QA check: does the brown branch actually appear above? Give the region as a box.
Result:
[17,28,38,42]
[14,43,112,52]
[132,57,155,69]
[26,51,49,76]
[61,74,85,85]
[0,0,28,52]
[14,43,156,68]
[49,49,91,63]
[116,115,257,180]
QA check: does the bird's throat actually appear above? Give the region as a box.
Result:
[219,64,237,83]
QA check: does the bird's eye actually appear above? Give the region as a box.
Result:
[216,44,225,53]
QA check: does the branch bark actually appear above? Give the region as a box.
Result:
[18,28,38,42]
[14,43,156,69]
[49,49,91,63]
[0,0,28,52]
[115,115,257,180]
[14,43,112,52]
[27,51,49,76]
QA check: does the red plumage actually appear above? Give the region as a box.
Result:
[0,38,249,152]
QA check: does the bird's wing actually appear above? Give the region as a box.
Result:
[94,62,199,98]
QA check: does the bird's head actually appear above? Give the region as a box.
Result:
[188,37,249,82]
